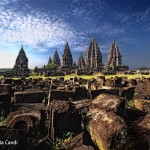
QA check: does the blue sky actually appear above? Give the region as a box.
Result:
[0,0,149,69]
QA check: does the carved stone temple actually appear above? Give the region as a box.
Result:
[77,53,85,70]
[86,38,102,72]
[10,38,129,77]
[48,56,52,65]
[12,45,29,77]
[105,40,129,72]
[62,42,73,69]
[53,49,61,67]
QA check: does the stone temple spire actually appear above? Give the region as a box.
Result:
[86,37,102,71]
[48,56,52,64]
[77,53,85,70]
[12,45,29,77]
[105,40,124,71]
[53,49,61,66]
[62,42,73,68]
[73,61,76,67]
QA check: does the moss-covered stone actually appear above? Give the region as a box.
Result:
[86,109,135,150]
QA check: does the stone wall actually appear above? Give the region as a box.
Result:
[14,90,45,103]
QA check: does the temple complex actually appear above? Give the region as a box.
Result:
[53,49,61,67]
[77,53,85,70]
[62,42,73,69]
[48,56,52,65]
[104,40,129,72]
[73,61,77,67]
[85,38,102,72]
[12,45,29,77]
[11,38,129,77]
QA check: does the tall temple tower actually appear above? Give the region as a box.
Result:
[53,49,61,66]
[48,56,52,64]
[86,38,102,71]
[105,40,128,71]
[12,45,29,77]
[62,42,73,68]
[77,53,85,70]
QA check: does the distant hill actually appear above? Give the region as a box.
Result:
[0,68,12,72]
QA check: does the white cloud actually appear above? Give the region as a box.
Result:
[0,0,79,68]
[0,2,75,52]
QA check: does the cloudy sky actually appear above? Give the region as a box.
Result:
[0,0,149,69]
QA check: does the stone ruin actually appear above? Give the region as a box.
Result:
[53,49,61,67]
[62,42,73,69]
[85,38,103,72]
[0,76,149,149]
[0,36,133,79]
[12,45,29,77]
[104,40,129,74]
[77,53,86,70]
[8,38,130,78]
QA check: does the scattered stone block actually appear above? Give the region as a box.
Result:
[74,86,87,100]
[0,93,11,114]
[124,107,146,123]
[1,78,12,84]
[86,109,134,150]
[96,76,105,88]
[73,145,94,150]
[48,100,82,138]
[0,93,11,105]
[0,84,12,94]
[92,93,125,116]
[105,87,119,95]
[105,78,114,87]
[114,77,122,87]
[14,90,44,103]
[128,79,137,86]
[134,99,150,113]
[48,90,74,104]
[119,87,135,100]
[134,81,150,100]
[131,114,150,149]
[90,89,107,99]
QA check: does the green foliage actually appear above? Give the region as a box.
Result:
[46,63,58,69]
[1,73,150,80]
[0,116,6,126]
[47,132,73,150]
[138,67,150,70]
[0,68,12,72]
[127,100,134,108]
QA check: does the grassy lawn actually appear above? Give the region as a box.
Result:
[25,74,96,80]
[27,74,150,80]
[105,74,150,79]
[0,74,150,80]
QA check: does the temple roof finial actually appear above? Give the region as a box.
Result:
[92,37,96,42]
[21,44,24,50]
[113,37,116,43]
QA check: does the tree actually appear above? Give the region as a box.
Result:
[46,63,58,70]
[138,67,149,70]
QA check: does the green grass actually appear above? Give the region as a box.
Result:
[1,74,150,80]
[28,74,150,80]
[105,74,150,79]
[27,74,96,80]
[127,100,135,107]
